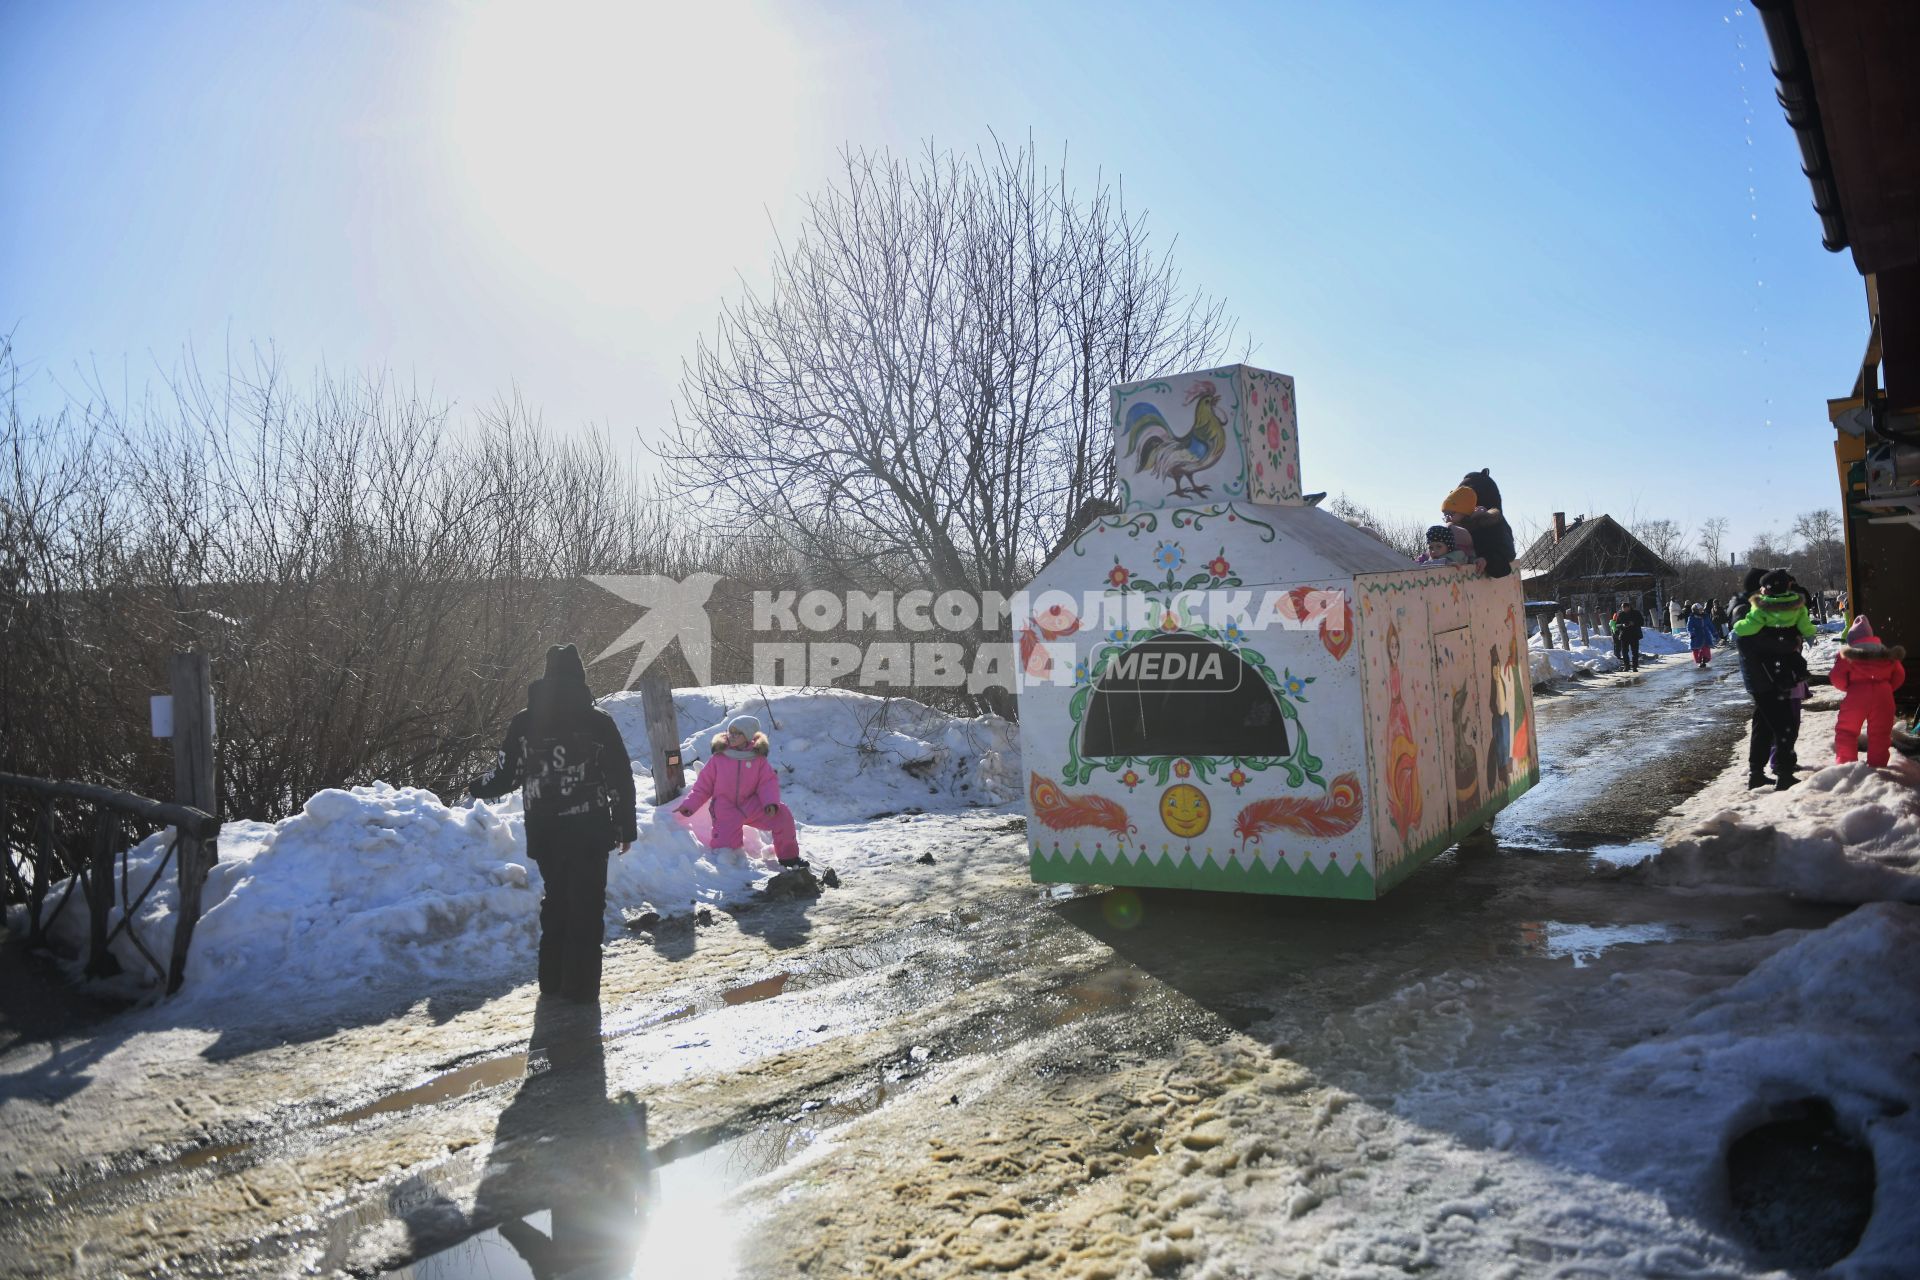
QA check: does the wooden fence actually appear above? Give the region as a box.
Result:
[0,654,221,995]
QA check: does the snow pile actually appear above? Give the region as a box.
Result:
[1209,899,1920,1277]
[1528,627,1688,683]
[1638,628,1689,656]
[8,787,544,1001]
[1806,628,1846,675]
[1598,902,1920,1273]
[9,686,1019,1004]
[1641,760,1920,904]
[602,684,1018,822]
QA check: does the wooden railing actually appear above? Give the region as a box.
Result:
[2,653,223,995]
[1,772,220,995]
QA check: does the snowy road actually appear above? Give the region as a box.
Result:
[0,655,1888,1278]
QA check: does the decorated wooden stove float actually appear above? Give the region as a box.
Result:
[1017,365,1537,898]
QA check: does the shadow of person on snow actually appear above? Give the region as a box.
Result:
[459,996,655,1277]
[728,887,818,951]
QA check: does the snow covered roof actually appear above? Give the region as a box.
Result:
[1276,503,1424,576]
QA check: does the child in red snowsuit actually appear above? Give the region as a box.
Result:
[677,715,804,865]
[1831,616,1907,767]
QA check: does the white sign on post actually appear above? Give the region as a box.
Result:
[150,695,174,738]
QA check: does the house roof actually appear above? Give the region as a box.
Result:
[1758,0,1920,407]
[1516,515,1674,583]
[1756,0,1920,276]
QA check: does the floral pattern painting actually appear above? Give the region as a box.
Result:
[1242,367,1301,505]
[1020,364,1533,900]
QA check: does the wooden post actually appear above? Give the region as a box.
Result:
[1577,598,1590,647]
[637,671,686,806]
[1556,610,1570,650]
[166,653,217,995]
[85,810,121,978]
[27,802,51,947]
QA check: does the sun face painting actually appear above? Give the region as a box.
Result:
[1159,783,1211,837]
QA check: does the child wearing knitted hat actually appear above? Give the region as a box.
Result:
[677,713,805,866]
[1417,524,1472,566]
[1831,616,1907,767]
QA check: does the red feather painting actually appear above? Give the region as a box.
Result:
[1233,773,1363,849]
[1030,774,1136,849]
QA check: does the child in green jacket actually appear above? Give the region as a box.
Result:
[1732,570,1817,789]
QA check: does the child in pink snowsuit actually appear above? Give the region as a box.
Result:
[677,715,803,865]
[1831,616,1906,767]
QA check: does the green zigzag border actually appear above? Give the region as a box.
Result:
[1028,843,1377,900]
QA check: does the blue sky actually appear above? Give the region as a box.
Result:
[1,0,1868,555]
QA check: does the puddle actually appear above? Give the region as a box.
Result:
[721,973,790,1005]
[131,1003,703,1187]
[385,1134,751,1280]
[333,1003,701,1127]
[332,1056,534,1127]
[1050,967,1149,1026]
[168,1140,249,1171]
[1517,920,1686,967]
[381,1083,904,1280]
[1586,841,1661,867]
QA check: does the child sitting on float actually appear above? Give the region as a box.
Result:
[1417,525,1472,567]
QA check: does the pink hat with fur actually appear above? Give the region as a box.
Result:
[1846,615,1877,645]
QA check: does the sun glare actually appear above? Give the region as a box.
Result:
[445,0,803,305]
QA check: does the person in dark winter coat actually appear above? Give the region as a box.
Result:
[1831,615,1907,767]
[1728,567,1768,626]
[1710,600,1730,640]
[1731,570,1816,791]
[1686,604,1717,667]
[470,644,638,1004]
[1613,601,1645,671]
[1772,574,1819,765]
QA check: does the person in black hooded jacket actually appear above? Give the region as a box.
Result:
[1732,570,1814,791]
[471,644,639,1003]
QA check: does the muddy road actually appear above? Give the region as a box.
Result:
[0,655,1839,1278]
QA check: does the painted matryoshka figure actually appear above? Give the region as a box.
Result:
[1506,636,1531,774]
[1385,622,1423,843]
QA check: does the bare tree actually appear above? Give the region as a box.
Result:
[0,345,710,827]
[1745,531,1792,571]
[661,138,1237,705]
[1698,516,1730,569]
[1789,508,1845,591]
[1324,493,1424,562]
[1629,517,1690,569]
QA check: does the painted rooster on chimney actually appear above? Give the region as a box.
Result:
[1123,379,1228,499]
